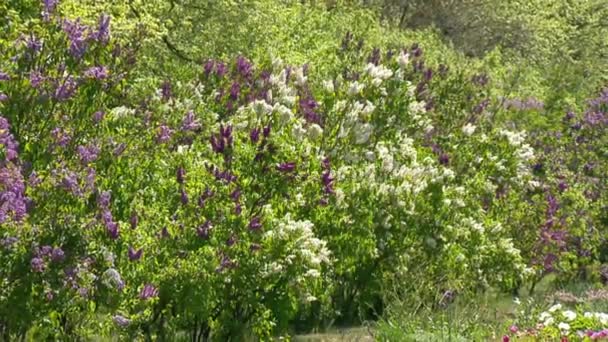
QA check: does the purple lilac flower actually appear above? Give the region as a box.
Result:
[197,220,212,239]
[544,253,558,272]
[198,188,214,207]
[368,48,381,65]
[0,72,10,81]
[98,191,111,208]
[77,144,100,164]
[61,170,81,196]
[176,167,185,184]
[585,111,606,126]
[40,245,53,256]
[438,153,450,165]
[236,56,253,79]
[230,189,241,202]
[113,315,130,328]
[113,143,127,156]
[248,217,262,231]
[180,188,189,205]
[216,62,227,78]
[322,170,335,195]
[31,257,45,272]
[130,211,138,229]
[204,60,215,76]
[0,117,19,161]
[51,247,65,262]
[156,125,173,143]
[229,82,240,100]
[250,243,261,252]
[29,71,44,88]
[90,14,111,44]
[0,93,7,102]
[160,80,172,101]
[181,111,201,131]
[472,73,489,86]
[53,76,78,101]
[160,226,170,239]
[299,95,321,124]
[84,66,108,80]
[210,125,233,154]
[51,127,71,147]
[226,234,237,247]
[263,125,271,138]
[106,219,119,239]
[216,254,236,273]
[276,162,296,173]
[62,19,89,58]
[128,246,142,261]
[423,68,433,82]
[42,0,58,21]
[473,99,490,114]
[93,110,105,123]
[235,203,242,215]
[250,127,261,143]
[139,284,159,300]
[341,31,353,50]
[1,237,18,249]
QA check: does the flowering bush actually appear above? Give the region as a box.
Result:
[505,301,608,341]
[1,0,607,340]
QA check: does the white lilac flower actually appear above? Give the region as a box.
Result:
[294,67,307,87]
[354,123,373,144]
[252,100,273,116]
[348,81,364,96]
[305,295,318,302]
[539,311,552,321]
[397,52,410,68]
[548,303,562,313]
[557,322,570,331]
[305,269,320,278]
[307,124,323,141]
[543,317,555,326]
[292,122,307,141]
[323,80,334,93]
[462,123,476,136]
[563,310,577,321]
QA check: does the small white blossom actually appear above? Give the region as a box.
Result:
[462,123,476,136]
[563,310,576,321]
[323,80,334,93]
[548,303,562,313]
[347,81,364,97]
[397,52,410,68]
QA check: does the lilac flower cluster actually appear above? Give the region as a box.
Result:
[98,191,119,239]
[210,125,233,154]
[30,245,65,273]
[503,97,545,111]
[0,117,28,223]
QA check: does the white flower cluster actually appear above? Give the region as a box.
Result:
[263,214,331,277]
[364,63,393,87]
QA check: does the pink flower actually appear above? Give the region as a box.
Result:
[509,325,518,333]
[502,335,510,342]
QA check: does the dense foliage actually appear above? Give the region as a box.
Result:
[0,0,606,340]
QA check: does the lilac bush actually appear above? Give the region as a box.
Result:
[1,1,607,340]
